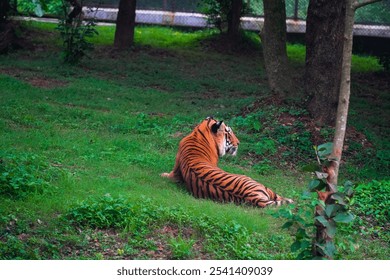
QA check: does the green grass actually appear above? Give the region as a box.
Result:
[0,22,389,260]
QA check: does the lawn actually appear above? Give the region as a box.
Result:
[0,21,389,260]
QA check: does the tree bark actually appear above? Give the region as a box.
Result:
[305,0,346,125]
[114,0,137,50]
[227,0,243,39]
[261,0,293,97]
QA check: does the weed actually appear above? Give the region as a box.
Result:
[168,235,195,259]
[0,151,57,198]
[65,195,133,229]
[352,180,390,242]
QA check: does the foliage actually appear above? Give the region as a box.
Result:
[276,143,356,259]
[198,0,252,33]
[0,151,57,198]
[65,195,133,228]
[56,3,98,64]
[168,235,195,259]
[353,180,390,242]
[17,0,63,16]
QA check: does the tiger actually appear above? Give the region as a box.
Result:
[161,116,293,208]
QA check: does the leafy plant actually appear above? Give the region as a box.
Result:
[56,2,98,64]
[0,152,55,198]
[353,180,390,241]
[276,143,355,259]
[65,195,133,228]
[199,0,252,33]
[168,234,195,259]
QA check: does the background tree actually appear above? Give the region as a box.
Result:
[304,0,346,125]
[228,0,243,39]
[114,0,137,50]
[200,0,250,41]
[0,0,24,53]
[260,0,294,97]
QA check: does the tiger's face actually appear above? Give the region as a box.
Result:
[208,118,240,157]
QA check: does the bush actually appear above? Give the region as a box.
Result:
[0,152,55,198]
[56,3,98,64]
[65,195,133,228]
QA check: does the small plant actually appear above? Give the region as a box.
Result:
[56,1,98,64]
[0,152,55,198]
[168,234,195,259]
[276,143,355,259]
[65,195,133,228]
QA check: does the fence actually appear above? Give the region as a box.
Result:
[83,0,390,38]
[85,0,390,24]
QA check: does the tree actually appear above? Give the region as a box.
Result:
[304,0,346,125]
[227,0,243,39]
[313,0,382,259]
[201,0,249,40]
[114,0,137,50]
[0,0,25,54]
[260,0,294,97]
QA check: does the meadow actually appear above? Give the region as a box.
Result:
[0,22,389,259]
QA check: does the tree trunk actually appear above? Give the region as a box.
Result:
[114,0,137,50]
[305,0,346,125]
[227,0,243,39]
[261,0,293,97]
[313,0,382,259]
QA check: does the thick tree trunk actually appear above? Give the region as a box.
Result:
[261,0,292,97]
[305,0,346,125]
[114,0,137,50]
[227,0,243,39]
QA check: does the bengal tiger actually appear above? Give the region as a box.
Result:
[161,117,293,208]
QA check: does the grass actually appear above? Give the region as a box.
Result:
[0,21,389,260]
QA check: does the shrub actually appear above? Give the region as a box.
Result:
[56,3,98,64]
[0,152,55,198]
[65,195,133,228]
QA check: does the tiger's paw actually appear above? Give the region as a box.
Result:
[160,172,170,178]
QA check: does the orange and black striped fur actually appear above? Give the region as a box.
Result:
[161,117,293,208]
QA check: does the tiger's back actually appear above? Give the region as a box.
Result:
[161,117,293,208]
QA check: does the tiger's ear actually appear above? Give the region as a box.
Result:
[211,120,223,133]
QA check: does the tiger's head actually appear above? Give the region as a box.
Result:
[206,117,240,157]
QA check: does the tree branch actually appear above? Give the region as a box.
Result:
[353,0,382,10]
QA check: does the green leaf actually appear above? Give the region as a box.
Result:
[282,221,294,229]
[325,204,339,218]
[331,193,347,206]
[325,220,337,238]
[291,241,301,252]
[315,216,329,227]
[324,241,336,258]
[308,179,326,192]
[334,213,354,223]
[252,120,261,131]
[317,142,333,160]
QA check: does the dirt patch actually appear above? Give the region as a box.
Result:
[0,68,67,89]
